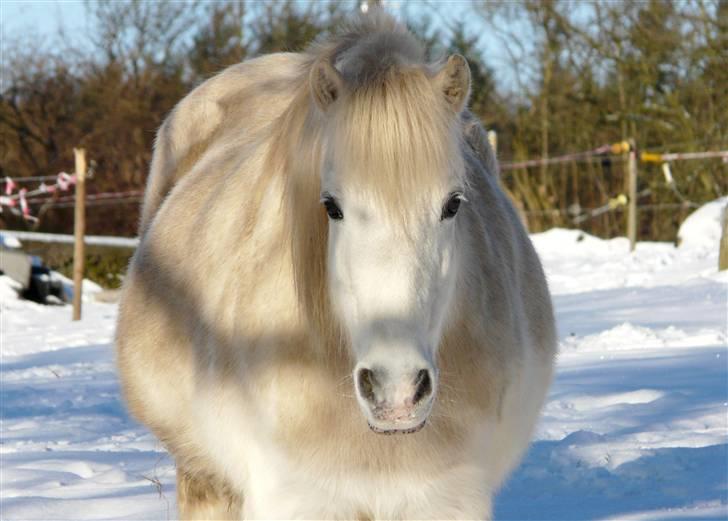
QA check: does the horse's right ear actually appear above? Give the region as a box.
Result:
[310,59,344,112]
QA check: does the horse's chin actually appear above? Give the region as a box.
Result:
[367,420,427,435]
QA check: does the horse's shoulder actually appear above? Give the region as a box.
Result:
[140,52,305,234]
[164,52,305,138]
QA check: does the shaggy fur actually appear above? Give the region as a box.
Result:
[117,11,556,519]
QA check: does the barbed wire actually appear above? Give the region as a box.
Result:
[1,174,59,184]
[641,150,728,162]
[500,142,627,171]
[0,167,138,221]
[34,197,143,209]
[2,143,724,225]
[523,200,702,223]
[26,190,144,206]
[1,164,96,186]
[500,142,728,172]
[1,173,78,221]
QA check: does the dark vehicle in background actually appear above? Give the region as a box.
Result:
[0,233,66,303]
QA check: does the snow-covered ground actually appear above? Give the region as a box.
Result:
[2,200,727,520]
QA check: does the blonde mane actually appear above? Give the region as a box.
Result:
[328,69,465,210]
[315,11,465,213]
[261,13,467,343]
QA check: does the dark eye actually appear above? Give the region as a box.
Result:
[441,193,463,220]
[323,195,343,220]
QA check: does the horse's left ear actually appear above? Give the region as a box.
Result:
[434,54,471,113]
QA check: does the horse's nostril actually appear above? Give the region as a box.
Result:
[412,369,433,405]
[357,368,377,404]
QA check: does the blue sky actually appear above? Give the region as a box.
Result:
[1,1,495,51]
[1,1,516,87]
[2,0,88,42]
[0,1,474,38]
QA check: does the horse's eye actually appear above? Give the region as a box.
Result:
[323,196,344,220]
[441,193,463,220]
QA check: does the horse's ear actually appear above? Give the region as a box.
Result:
[310,58,344,112]
[434,54,471,113]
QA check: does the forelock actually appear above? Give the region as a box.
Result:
[327,67,464,218]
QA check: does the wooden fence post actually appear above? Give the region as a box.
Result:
[487,130,498,155]
[72,148,86,321]
[720,203,728,271]
[627,139,638,251]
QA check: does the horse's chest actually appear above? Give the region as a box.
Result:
[196,358,490,517]
[240,441,489,518]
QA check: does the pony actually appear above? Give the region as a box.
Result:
[116,11,556,520]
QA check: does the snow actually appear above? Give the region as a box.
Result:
[0,230,139,249]
[1,199,726,519]
[0,233,22,249]
[677,196,727,250]
[1,277,174,520]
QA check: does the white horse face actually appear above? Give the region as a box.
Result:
[321,180,465,434]
[309,50,472,434]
